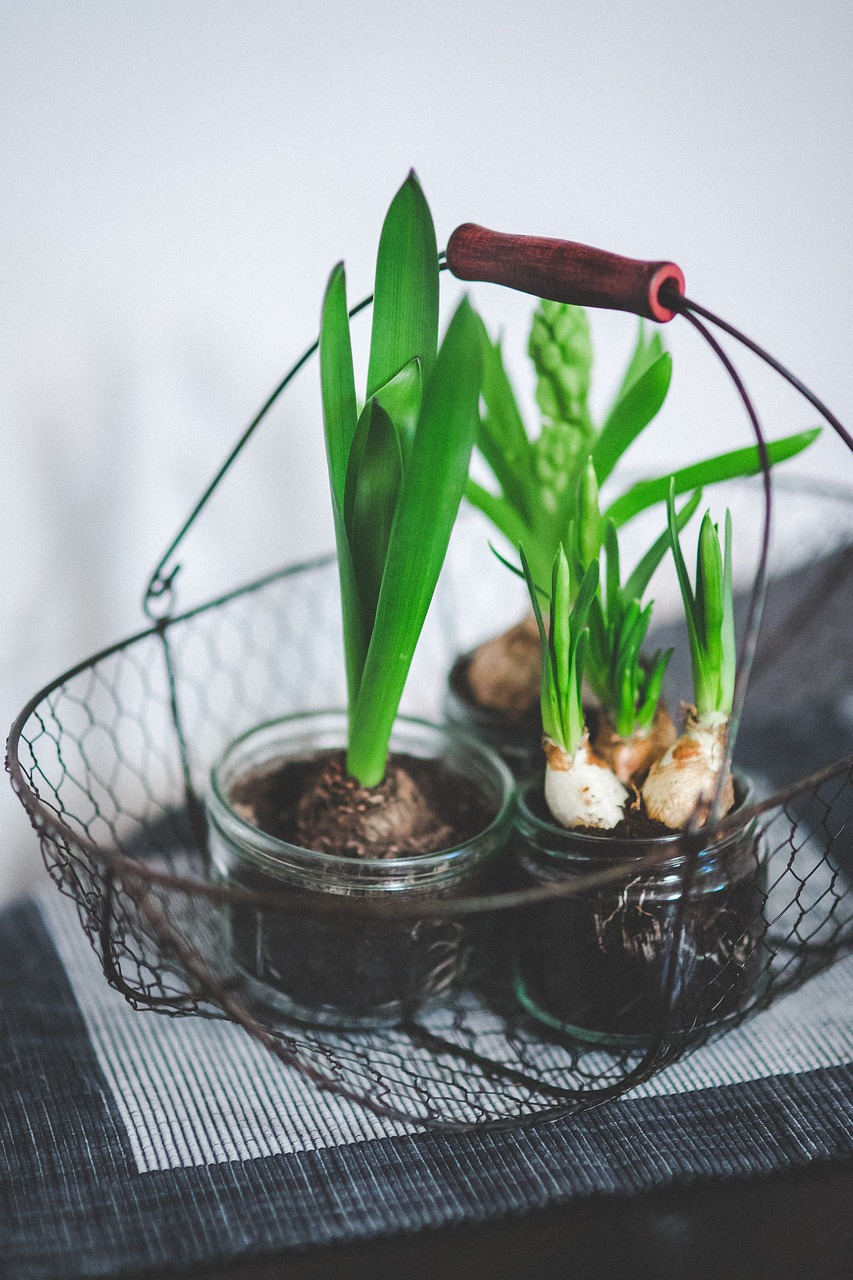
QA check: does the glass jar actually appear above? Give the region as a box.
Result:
[444,653,542,779]
[207,712,515,1028]
[512,777,768,1046]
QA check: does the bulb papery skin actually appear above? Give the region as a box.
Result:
[592,702,677,786]
[543,736,629,831]
[641,708,734,831]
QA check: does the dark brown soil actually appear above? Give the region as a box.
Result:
[229,750,496,860]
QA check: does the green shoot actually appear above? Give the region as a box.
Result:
[666,480,736,719]
[319,173,482,786]
[467,302,819,586]
[520,545,598,757]
[570,461,702,738]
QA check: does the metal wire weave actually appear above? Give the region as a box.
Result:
[8,494,853,1130]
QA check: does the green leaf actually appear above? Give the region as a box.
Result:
[609,320,664,411]
[720,510,736,714]
[623,489,702,602]
[592,351,672,483]
[667,482,712,714]
[550,548,572,737]
[347,297,482,785]
[636,648,673,730]
[520,543,561,745]
[366,171,438,402]
[604,428,821,527]
[344,398,403,645]
[320,262,358,510]
[696,512,724,696]
[320,263,363,707]
[371,357,422,460]
[465,478,531,552]
[575,458,602,569]
[475,318,535,523]
[330,497,367,714]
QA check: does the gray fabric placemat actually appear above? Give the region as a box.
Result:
[3,886,853,1280]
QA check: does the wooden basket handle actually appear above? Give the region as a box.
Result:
[446,223,685,323]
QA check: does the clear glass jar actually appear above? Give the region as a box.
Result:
[512,777,768,1046]
[444,653,542,779]
[207,711,515,1028]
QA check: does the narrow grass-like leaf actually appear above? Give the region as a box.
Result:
[592,351,672,483]
[320,263,358,509]
[465,478,531,550]
[520,544,560,743]
[552,549,572,738]
[636,649,673,730]
[623,489,702,602]
[667,482,712,714]
[697,512,724,699]
[476,321,535,522]
[720,510,736,714]
[604,428,821,527]
[366,171,438,402]
[344,399,402,644]
[320,263,363,706]
[609,321,664,410]
[576,459,602,568]
[348,298,481,784]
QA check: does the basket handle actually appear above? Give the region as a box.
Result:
[446,223,685,323]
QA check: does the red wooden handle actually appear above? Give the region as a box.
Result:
[446,223,685,323]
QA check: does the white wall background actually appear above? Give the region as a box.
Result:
[1,0,851,900]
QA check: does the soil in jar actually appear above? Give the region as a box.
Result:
[224,750,498,1026]
[230,749,493,858]
[514,787,768,1043]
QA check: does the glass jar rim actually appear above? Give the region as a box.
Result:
[208,709,516,878]
[515,773,755,868]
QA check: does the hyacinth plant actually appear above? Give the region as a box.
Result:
[569,459,704,785]
[642,482,737,830]
[469,299,818,596]
[507,461,703,829]
[519,547,631,830]
[320,172,481,787]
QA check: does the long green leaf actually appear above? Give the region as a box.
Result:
[366,171,438,401]
[475,320,535,523]
[520,544,559,743]
[608,321,664,411]
[320,262,358,510]
[348,298,482,784]
[623,489,702,603]
[667,483,712,713]
[319,263,363,706]
[465,478,531,551]
[604,428,821,527]
[592,351,672,483]
[720,510,736,714]
[344,399,403,647]
[371,357,422,460]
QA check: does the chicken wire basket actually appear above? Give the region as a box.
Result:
[7,235,853,1130]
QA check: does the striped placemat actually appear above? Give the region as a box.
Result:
[3,884,853,1279]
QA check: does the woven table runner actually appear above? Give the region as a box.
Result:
[2,882,853,1280]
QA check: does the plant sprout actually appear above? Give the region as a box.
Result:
[469,299,819,593]
[570,459,703,782]
[642,481,736,829]
[320,172,481,787]
[520,546,629,831]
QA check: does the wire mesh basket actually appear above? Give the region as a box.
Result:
[7,232,853,1131]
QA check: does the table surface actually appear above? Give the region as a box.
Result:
[129,1156,853,1280]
